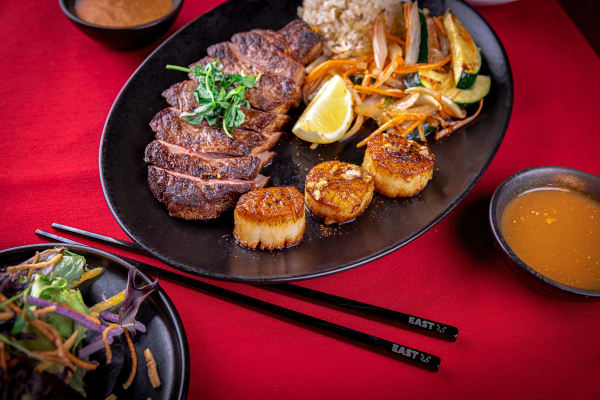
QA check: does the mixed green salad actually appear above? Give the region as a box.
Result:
[0,247,158,399]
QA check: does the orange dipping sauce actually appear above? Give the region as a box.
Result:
[74,0,173,27]
[502,188,600,290]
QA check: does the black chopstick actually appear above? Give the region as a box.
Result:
[52,223,143,252]
[36,230,441,371]
[272,284,458,341]
[49,222,459,341]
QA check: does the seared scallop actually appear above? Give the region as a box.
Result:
[233,186,306,250]
[305,161,374,224]
[362,132,435,197]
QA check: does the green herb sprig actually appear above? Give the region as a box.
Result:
[166,61,261,138]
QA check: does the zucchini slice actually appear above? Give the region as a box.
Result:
[447,75,491,105]
[443,11,481,89]
[417,70,453,92]
[416,70,491,105]
[417,12,428,63]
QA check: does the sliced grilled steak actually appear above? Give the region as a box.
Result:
[161,81,291,132]
[150,108,282,156]
[148,166,269,220]
[189,56,300,113]
[278,19,323,65]
[144,140,274,180]
[230,31,305,85]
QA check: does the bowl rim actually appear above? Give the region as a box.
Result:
[59,0,184,31]
[489,165,600,297]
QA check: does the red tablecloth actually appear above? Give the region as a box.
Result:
[1,0,600,398]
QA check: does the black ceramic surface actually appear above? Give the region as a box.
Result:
[489,166,600,299]
[100,0,513,282]
[0,243,190,399]
[59,0,184,50]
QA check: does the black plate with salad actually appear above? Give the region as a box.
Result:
[0,244,189,400]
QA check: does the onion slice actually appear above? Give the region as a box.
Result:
[405,86,466,118]
[373,13,388,70]
[404,2,421,65]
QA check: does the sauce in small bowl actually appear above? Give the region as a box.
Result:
[490,166,600,299]
[74,0,173,28]
[59,0,183,50]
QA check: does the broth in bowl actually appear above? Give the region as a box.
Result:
[501,188,600,290]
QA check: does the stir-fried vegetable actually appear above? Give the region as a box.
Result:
[0,247,158,398]
[301,1,490,147]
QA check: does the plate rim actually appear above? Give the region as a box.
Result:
[99,0,514,283]
[0,242,190,400]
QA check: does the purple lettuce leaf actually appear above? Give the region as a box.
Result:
[118,268,157,335]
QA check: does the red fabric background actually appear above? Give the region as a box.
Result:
[1,0,600,398]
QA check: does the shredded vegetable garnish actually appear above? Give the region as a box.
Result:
[103,323,120,364]
[7,253,62,273]
[122,328,137,389]
[144,348,161,389]
[72,267,103,287]
[90,289,126,315]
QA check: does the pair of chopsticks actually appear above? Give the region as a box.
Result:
[36,223,458,371]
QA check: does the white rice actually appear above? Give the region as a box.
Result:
[299,0,406,55]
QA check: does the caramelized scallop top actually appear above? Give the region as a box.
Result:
[366,132,435,176]
[305,161,374,211]
[235,186,304,222]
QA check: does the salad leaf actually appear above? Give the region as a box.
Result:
[53,250,85,285]
[119,268,158,334]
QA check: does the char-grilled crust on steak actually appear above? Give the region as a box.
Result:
[190,55,301,114]
[229,31,305,85]
[144,140,274,180]
[161,81,291,132]
[148,166,269,220]
[150,108,282,156]
[145,19,323,220]
[278,20,323,65]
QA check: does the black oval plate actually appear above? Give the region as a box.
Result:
[0,244,189,400]
[100,0,513,282]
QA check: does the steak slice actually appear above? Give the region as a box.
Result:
[150,108,282,156]
[189,56,300,113]
[144,140,274,180]
[230,31,305,85]
[161,81,291,132]
[148,166,269,220]
[278,19,323,65]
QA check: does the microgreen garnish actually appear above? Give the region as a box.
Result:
[166,61,261,138]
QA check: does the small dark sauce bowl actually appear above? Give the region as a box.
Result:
[489,166,600,300]
[59,0,184,50]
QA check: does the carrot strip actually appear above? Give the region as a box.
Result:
[103,324,120,364]
[354,85,405,98]
[433,16,446,36]
[394,55,451,74]
[27,251,40,280]
[64,349,97,370]
[144,348,161,389]
[33,306,56,317]
[402,120,422,136]
[122,329,138,389]
[385,32,405,45]
[435,99,484,140]
[32,319,75,370]
[7,254,62,273]
[357,117,409,148]
[305,59,359,84]
[0,311,14,321]
[63,330,78,351]
[0,342,6,375]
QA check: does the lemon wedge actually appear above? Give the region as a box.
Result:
[292,74,354,144]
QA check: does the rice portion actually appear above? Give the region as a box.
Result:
[299,0,405,55]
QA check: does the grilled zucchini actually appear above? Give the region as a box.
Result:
[443,11,481,89]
